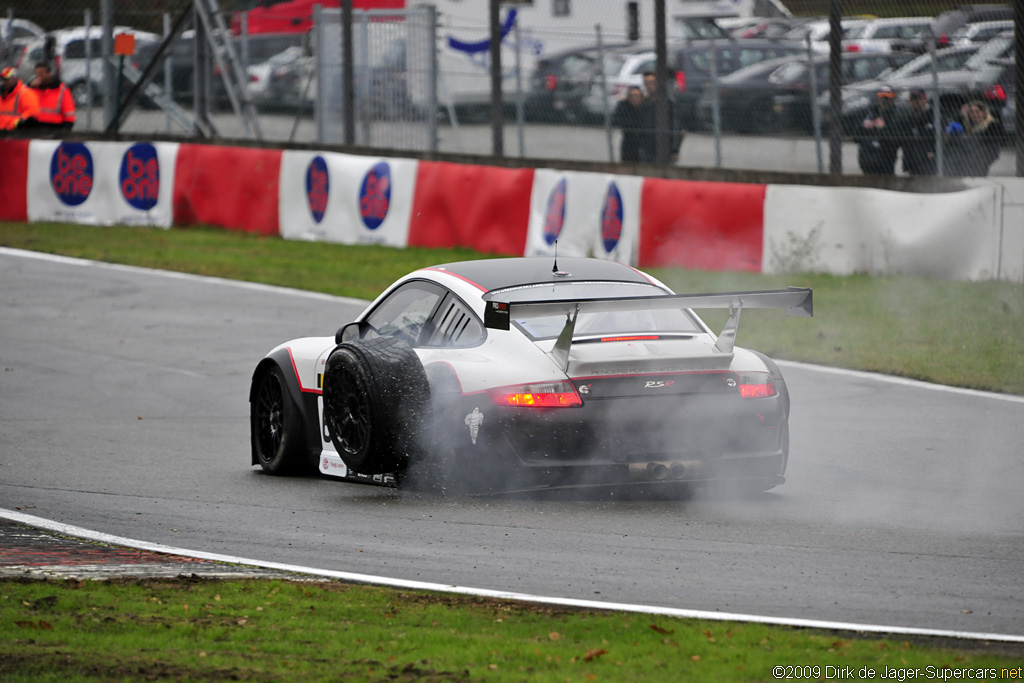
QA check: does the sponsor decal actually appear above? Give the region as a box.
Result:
[464,407,484,445]
[50,142,93,206]
[305,155,329,223]
[119,143,160,211]
[543,177,567,246]
[600,181,623,253]
[358,161,391,230]
[644,380,676,389]
[578,383,592,395]
[725,377,738,387]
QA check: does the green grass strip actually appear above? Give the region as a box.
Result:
[2,578,1022,682]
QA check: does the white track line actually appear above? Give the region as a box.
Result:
[4,247,1023,642]
[2,509,1022,643]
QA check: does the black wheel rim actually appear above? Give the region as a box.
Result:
[325,366,370,456]
[255,372,285,464]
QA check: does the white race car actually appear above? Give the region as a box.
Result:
[249,257,812,493]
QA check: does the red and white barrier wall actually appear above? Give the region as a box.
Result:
[1,138,1021,282]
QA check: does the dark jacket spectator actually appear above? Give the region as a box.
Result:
[641,70,684,164]
[855,86,900,175]
[895,89,936,176]
[944,100,1002,177]
[612,86,651,163]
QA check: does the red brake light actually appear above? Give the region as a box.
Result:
[846,44,860,52]
[599,335,660,343]
[489,381,582,408]
[675,70,686,92]
[545,74,557,91]
[736,372,777,399]
[984,84,1006,102]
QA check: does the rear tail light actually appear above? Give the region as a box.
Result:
[545,74,557,91]
[489,380,582,408]
[845,44,860,52]
[736,372,777,399]
[984,84,1006,102]
[675,70,686,92]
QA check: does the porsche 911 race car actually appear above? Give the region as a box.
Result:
[249,257,812,493]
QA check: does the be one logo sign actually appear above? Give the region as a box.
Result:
[119,143,160,211]
[49,142,93,206]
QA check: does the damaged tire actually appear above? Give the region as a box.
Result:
[322,336,429,475]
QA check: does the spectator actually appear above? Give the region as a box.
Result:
[896,88,936,176]
[944,100,1002,177]
[641,70,684,164]
[0,66,40,131]
[29,62,75,130]
[855,85,900,175]
[611,86,651,163]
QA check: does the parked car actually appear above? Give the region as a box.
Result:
[949,20,1013,47]
[250,256,812,494]
[781,18,868,53]
[583,40,808,129]
[267,38,420,120]
[842,17,934,54]
[833,34,1012,133]
[891,4,1013,54]
[699,50,915,133]
[1,17,44,67]
[15,26,160,105]
[523,42,631,123]
[130,31,306,109]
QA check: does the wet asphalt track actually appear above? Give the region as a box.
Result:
[1,248,1022,637]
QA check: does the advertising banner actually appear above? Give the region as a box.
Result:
[173,143,281,236]
[639,179,766,272]
[763,185,1001,280]
[278,150,418,247]
[526,169,643,265]
[26,140,178,227]
[0,139,29,222]
[408,161,533,256]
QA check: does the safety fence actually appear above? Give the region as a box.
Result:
[1,137,1021,281]
[1,1,1018,178]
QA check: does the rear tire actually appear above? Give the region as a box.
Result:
[322,336,429,475]
[251,364,307,475]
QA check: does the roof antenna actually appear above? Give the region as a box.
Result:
[552,240,558,274]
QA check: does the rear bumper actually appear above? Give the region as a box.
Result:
[444,391,788,484]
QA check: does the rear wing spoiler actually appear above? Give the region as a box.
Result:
[482,287,813,369]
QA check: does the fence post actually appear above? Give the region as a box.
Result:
[596,24,613,162]
[807,32,823,174]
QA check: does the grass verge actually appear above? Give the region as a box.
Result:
[2,577,1022,682]
[3,221,1023,394]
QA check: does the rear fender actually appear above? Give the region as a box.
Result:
[249,349,320,466]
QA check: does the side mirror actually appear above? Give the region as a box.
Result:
[335,321,368,344]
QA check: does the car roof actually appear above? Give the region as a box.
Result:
[424,258,657,294]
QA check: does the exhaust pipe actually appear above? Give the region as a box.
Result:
[629,461,695,482]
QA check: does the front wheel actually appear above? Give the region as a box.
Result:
[251,364,307,475]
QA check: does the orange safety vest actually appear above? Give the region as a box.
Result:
[35,82,76,126]
[0,80,40,130]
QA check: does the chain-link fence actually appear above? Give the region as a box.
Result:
[1,0,1019,178]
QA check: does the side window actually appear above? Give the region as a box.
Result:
[364,281,444,346]
[64,40,85,59]
[426,295,485,348]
